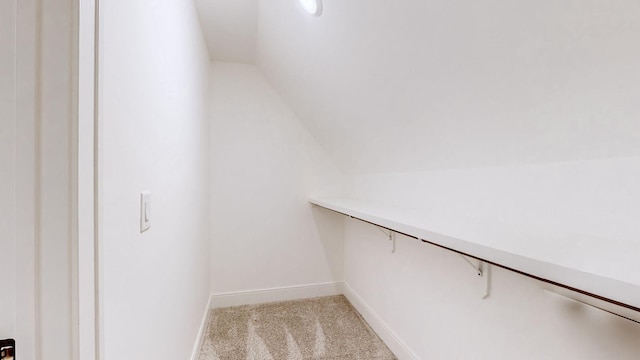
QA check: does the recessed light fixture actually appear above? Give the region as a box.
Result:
[300,0,322,16]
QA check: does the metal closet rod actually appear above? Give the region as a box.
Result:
[326,207,640,315]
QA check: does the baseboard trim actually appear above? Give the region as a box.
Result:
[190,293,214,360]
[210,282,344,308]
[343,282,419,360]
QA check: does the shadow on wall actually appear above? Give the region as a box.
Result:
[544,290,640,343]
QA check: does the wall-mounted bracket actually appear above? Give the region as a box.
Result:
[377,227,396,253]
[482,262,491,299]
[461,255,483,276]
[460,255,491,299]
[342,213,396,253]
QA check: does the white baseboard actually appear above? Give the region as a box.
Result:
[210,282,344,308]
[190,293,214,360]
[343,282,419,360]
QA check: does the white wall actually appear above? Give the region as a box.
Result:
[347,157,640,278]
[0,0,17,340]
[99,0,211,358]
[209,62,344,294]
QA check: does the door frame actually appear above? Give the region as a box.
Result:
[77,0,100,359]
[14,0,101,358]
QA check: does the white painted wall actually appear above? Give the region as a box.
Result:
[209,62,344,294]
[99,0,211,358]
[0,0,17,341]
[347,157,640,269]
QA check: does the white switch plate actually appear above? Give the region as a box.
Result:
[140,192,151,233]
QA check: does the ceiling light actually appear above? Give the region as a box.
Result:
[300,0,322,16]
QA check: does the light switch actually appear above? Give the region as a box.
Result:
[140,192,151,233]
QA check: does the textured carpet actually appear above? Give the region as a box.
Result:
[198,295,396,360]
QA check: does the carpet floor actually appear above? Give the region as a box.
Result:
[198,295,397,360]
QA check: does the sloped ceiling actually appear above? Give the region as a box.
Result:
[198,0,640,174]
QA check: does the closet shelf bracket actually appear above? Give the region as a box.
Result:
[459,255,491,299]
[377,227,396,253]
[460,255,483,276]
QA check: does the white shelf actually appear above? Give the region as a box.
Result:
[310,197,640,314]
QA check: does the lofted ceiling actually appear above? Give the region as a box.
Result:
[196,0,640,174]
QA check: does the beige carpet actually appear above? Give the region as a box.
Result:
[198,295,397,360]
